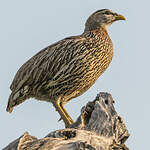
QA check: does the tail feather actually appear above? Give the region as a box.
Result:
[6,86,30,113]
[6,106,14,113]
[6,93,14,113]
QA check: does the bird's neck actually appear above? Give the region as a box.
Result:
[83,27,108,39]
[84,18,108,33]
[84,24,108,34]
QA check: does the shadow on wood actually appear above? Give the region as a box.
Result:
[3,92,130,150]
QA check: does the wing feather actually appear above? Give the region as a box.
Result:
[10,36,85,93]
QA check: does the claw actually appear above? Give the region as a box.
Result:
[58,117,62,122]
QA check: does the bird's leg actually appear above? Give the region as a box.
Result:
[60,102,74,124]
[53,97,74,127]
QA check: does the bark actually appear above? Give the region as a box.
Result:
[3,92,130,150]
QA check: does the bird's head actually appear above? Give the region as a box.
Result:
[85,9,125,31]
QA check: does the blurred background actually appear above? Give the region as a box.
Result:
[0,0,150,149]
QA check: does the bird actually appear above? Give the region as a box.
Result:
[6,9,125,127]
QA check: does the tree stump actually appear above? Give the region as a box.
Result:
[3,92,130,150]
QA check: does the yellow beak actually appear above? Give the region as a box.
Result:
[115,14,126,21]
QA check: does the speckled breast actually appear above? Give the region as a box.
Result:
[63,29,113,102]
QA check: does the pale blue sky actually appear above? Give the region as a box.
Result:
[0,0,149,149]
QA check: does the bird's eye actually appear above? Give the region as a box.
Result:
[105,11,111,15]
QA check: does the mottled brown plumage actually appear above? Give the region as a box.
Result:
[6,9,125,127]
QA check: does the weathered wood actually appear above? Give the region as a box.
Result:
[3,92,130,150]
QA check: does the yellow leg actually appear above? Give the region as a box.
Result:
[53,97,74,127]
